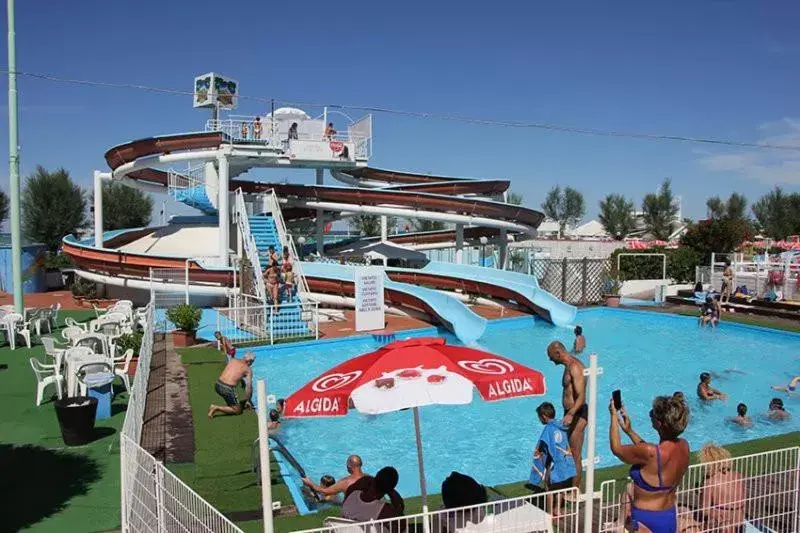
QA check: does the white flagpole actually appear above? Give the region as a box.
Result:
[412,407,431,533]
[257,380,274,533]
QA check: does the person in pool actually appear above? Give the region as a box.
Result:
[697,373,727,401]
[767,398,791,421]
[699,296,716,327]
[303,455,366,502]
[610,394,690,533]
[728,403,752,428]
[572,325,586,354]
[772,375,800,394]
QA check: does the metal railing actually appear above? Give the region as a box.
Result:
[263,188,310,298]
[234,188,267,302]
[215,299,319,345]
[294,486,580,533]
[598,446,800,533]
[120,302,244,533]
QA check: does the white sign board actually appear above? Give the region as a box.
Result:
[193,72,239,110]
[355,268,385,332]
[287,139,354,162]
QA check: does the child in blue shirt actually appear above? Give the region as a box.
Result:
[530,402,577,516]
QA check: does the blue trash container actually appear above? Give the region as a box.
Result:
[85,373,115,420]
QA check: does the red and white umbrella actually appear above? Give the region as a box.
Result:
[284,337,547,506]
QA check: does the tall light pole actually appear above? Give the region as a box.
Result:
[7,0,23,312]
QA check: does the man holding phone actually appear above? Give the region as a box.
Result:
[546,341,587,490]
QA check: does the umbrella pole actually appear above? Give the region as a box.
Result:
[412,406,430,532]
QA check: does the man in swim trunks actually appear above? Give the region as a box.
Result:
[214,331,236,361]
[208,352,255,419]
[767,398,791,421]
[547,341,586,489]
[772,375,800,394]
[697,372,727,401]
[302,454,366,501]
[721,259,733,304]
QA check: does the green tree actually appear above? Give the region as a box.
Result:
[641,179,679,240]
[22,167,86,251]
[680,218,752,263]
[0,190,8,225]
[101,181,153,230]
[598,194,636,239]
[541,186,585,236]
[751,187,800,239]
[349,214,381,237]
[706,192,748,221]
[410,219,446,233]
[507,191,523,206]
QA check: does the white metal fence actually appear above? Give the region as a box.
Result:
[120,301,244,533]
[215,299,319,345]
[234,188,267,301]
[296,487,580,533]
[264,188,310,298]
[599,447,800,533]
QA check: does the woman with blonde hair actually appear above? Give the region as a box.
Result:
[610,394,690,532]
[698,443,745,533]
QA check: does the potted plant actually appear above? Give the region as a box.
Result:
[603,276,623,307]
[166,303,202,347]
[70,278,95,306]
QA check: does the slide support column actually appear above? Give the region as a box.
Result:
[94,171,104,249]
[217,154,230,265]
[315,169,324,254]
[455,224,464,264]
[499,229,508,270]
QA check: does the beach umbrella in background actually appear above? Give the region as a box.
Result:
[283,337,547,508]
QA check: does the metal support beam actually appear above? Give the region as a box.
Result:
[499,229,508,269]
[380,215,388,242]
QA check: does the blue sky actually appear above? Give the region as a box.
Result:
[3,1,800,222]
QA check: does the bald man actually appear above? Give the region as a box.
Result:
[302,455,366,500]
[546,340,587,490]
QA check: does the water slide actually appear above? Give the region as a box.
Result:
[388,261,578,327]
[302,262,487,344]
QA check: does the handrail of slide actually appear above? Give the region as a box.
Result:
[234,188,267,301]
[416,261,578,327]
[264,189,310,299]
[302,261,486,344]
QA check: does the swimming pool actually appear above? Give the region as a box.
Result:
[251,308,800,503]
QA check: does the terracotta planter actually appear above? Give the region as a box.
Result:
[127,357,139,376]
[604,294,621,308]
[172,330,197,347]
[73,296,85,306]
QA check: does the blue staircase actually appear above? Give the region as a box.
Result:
[249,215,309,336]
[171,186,217,215]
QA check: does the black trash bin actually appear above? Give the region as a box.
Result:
[54,396,98,446]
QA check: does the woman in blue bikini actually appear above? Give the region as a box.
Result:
[610,394,690,533]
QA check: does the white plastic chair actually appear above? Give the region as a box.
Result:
[29,358,64,406]
[64,317,88,331]
[49,302,62,330]
[27,309,52,337]
[74,333,110,356]
[114,348,134,392]
[4,313,31,350]
[76,361,114,396]
[41,336,66,362]
[61,326,85,344]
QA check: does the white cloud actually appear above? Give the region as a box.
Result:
[697,118,800,185]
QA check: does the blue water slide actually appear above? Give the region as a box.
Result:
[408,261,578,327]
[302,262,487,344]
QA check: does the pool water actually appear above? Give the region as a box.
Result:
[251,308,800,500]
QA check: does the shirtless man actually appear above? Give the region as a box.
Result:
[772,375,800,394]
[572,326,586,354]
[546,341,586,489]
[697,372,727,401]
[208,352,255,418]
[721,259,733,304]
[302,454,366,501]
[214,331,236,361]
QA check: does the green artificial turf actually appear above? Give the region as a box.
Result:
[176,342,800,533]
[0,310,126,532]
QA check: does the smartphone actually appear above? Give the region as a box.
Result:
[612,389,622,410]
